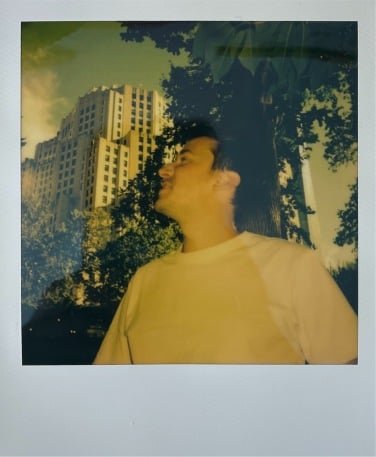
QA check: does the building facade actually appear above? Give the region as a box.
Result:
[22,84,169,224]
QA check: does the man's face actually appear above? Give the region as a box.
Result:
[155,136,218,220]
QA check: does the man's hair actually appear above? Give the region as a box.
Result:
[177,119,232,170]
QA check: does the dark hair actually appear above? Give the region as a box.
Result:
[176,119,233,170]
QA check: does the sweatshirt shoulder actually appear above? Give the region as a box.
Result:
[244,232,314,262]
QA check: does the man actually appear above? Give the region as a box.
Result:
[94,129,358,365]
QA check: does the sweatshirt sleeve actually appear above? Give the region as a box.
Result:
[292,250,358,364]
[93,276,136,365]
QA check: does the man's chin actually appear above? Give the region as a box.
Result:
[154,198,168,215]
[154,198,176,219]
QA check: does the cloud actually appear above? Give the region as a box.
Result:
[21,70,68,160]
[22,22,83,70]
[320,241,355,270]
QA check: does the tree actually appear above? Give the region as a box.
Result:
[21,201,84,313]
[120,21,357,241]
[78,144,181,326]
[330,262,358,313]
[334,178,358,254]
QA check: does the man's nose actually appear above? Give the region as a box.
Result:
[158,162,174,178]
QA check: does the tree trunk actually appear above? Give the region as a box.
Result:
[220,60,281,237]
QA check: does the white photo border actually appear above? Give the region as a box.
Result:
[0,0,374,455]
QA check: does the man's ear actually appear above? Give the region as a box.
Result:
[214,169,241,190]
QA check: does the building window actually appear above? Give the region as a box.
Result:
[102,196,107,204]
[90,121,94,127]
[138,164,143,171]
[118,106,122,111]
[64,171,69,178]
[112,167,117,174]
[146,121,151,127]
[147,147,151,153]
[85,115,89,121]
[91,112,95,119]
[103,185,108,192]
[105,155,110,162]
[112,177,116,184]
[117,131,121,137]
[111,188,116,195]
[118,114,121,120]
[86,106,90,113]
[123,169,127,176]
[113,157,117,164]
[139,111,143,118]
[70,178,74,185]
[91,104,96,110]
[84,123,88,130]
[104,175,109,182]
[138,153,143,160]
[106,146,110,152]
[138,146,143,152]
[123,180,127,187]
[104,164,109,172]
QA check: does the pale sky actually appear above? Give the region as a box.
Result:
[21,21,357,267]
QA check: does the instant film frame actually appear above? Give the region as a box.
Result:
[21,21,358,365]
[1,0,375,455]
[20,20,358,366]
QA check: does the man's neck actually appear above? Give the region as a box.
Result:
[179,209,238,253]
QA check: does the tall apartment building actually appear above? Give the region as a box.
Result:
[23,84,169,224]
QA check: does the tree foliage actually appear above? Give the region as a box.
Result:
[334,178,358,254]
[330,262,358,313]
[80,143,181,322]
[120,21,357,244]
[21,201,84,313]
